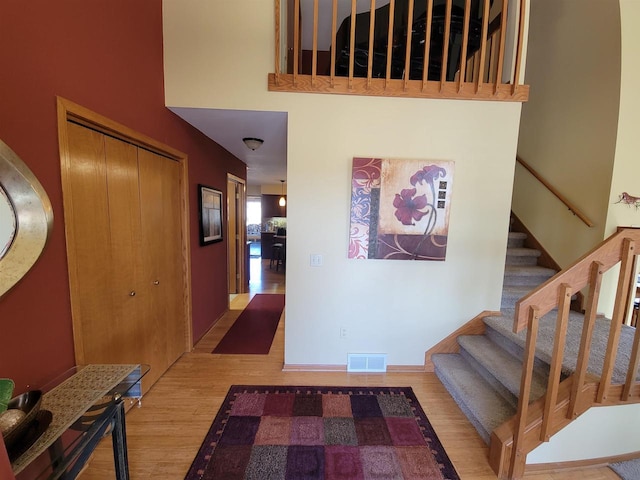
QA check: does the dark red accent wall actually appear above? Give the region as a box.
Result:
[0,1,243,393]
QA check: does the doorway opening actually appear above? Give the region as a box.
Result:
[247,196,262,258]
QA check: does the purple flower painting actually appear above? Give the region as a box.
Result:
[393,188,429,225]
[348,158,454,261]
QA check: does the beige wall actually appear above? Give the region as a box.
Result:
[513,0,621,272]
[600,1,640,316]
[514,2,640,461]
[163,0,523,366]
[606,0,640,234]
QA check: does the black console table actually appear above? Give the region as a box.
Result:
[10,364,149,480]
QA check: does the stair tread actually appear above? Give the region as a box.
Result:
[433,353,515,444]
[458,335,548,402]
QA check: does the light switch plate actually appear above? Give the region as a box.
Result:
[310,254,323,267]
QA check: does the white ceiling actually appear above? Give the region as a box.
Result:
[169,107,288,188]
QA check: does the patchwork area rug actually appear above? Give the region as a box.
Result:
[185,385,460,480]
[212,294,285,354]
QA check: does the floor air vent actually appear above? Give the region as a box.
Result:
[347,354,388,373]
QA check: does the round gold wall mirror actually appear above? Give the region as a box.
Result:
[0,139,53,297]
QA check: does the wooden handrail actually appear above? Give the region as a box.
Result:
[516,156,594,227]
[270,0,530,102]
[505,228,640,478]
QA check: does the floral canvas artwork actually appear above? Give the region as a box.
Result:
[349,157,454,261]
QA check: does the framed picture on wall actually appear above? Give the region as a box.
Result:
[198,184,223,245]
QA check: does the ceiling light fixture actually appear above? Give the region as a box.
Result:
[279,180,286,207]
[242,137,264,151]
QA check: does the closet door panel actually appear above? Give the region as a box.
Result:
[159,156,187,363]
[65,122,113,363]
[103,136,146,365]
[138,149,186,374]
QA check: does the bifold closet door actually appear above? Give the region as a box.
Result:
[64,122,186,391]
[138,148,185,372]
[65,123,145,366]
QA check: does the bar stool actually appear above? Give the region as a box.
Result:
[270,243,285,271]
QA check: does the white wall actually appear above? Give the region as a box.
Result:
[163,0,522,366]
[528,403,640,463]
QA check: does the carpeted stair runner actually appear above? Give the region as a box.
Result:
[433,229,639,454]
[433,230,557,444]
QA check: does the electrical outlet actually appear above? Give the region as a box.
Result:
[340,326,347,338]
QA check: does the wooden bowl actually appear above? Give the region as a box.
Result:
[0,390,42,450]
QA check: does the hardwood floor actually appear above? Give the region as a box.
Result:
[79,258,619,479]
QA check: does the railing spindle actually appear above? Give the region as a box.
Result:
[495,0,509,93]
[568,261,603,419]
[457,0,471,93]
[488,30,499,83]
[293,0,300,82]
[598,239,635,402]
[403,0,415,90]
[367,0,376,87]
[623,316,640,400]
[348,0,357,89]
[312,0,319,85]
[331,0,337,87]
[510,305,540,479]
[275,0,281,85]
[475,0,490,92]
[385,0,395,85]
[440,0,453,90]
[512,0,527,94]
[541,284,571,442]
[421,0,434,90]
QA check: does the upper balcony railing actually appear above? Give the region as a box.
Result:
[268,0,529,102]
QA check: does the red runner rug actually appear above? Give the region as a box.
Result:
[212,294,285,354]
[185,385,460,480]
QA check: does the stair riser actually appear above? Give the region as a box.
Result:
[507,237,525,248]
[501,291,532,310]
[433,364,493,443]
[501,299,518,310]
[503,274,554,287]
[459,347,519,409]
[484,325,552,375]
[505,255,539,266]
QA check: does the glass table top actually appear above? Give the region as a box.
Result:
[9,364,149,480]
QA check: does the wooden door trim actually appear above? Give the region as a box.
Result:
[57,97,193,362]
[227,174,247,297]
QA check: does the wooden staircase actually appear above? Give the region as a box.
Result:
[428,227,640,479]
